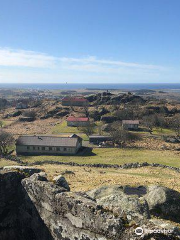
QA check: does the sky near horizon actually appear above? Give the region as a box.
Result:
[0,0,180,84]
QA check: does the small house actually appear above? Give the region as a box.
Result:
[67,117,89,127]
[16,135,82,156]
[122,120,139,130]
[62,97,88,106]
[89,135,113,145]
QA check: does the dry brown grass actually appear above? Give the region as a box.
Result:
[41,164,180,192]
[4,118,58,136]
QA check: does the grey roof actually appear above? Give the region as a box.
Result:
[89,135,112,139]
[16,135,81,147]
[122,120,139,125]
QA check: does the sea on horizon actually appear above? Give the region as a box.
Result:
[0,83,180,90]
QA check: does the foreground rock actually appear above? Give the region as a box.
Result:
[0,169,180,240]
[3,165,42,176]
[87,185,150,222]
[87,185,180,225]
[145,185,180,223]
[0,171,53,240]
[53,174,70,191]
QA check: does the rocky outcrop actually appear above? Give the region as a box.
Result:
[87,185,150,223]
[87,185,180,225]
[85,92,145,105]
[145,185,180,223]
[1,169,180,240]
[0,171,53,240]
[3,165,42,175]
[53,174,70,191]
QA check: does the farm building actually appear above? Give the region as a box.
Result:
[67,116,90,127]
[122,120,140,130]
[62,97,88,106]
[16,135,82,156]
[89,135,113,144]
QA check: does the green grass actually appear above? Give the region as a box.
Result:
[0,158,18,168]
[51,120,102,141]
[52,121,81,134]
[21,148,180,168]
[0,119,14,127]
[153,127,175,135]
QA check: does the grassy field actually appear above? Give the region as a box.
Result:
[20,148,180,168]
[153,127,175,135]
[1,147,180,193]
[52,121,81,134]
[0,158,18,168]
[0,119,15,127]
[1,158,180,192]
[43,165,180,192]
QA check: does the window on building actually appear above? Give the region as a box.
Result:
[64,148,67,151]
[49,147,52,151]
[42,147,45,150]
[27,146,30,150]
[33,146,36,150]
[56,147,60,151]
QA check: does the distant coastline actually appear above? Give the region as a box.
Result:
[0,83,180,90]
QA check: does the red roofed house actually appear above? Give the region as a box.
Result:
[62,97,88,106]
[67,116,90,127]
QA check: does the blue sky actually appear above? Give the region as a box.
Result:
[0,0,180,84]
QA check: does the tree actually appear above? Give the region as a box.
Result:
[109,122,141,147]
[0,98,8,110]
[78,122,95,136]
[23,110,36,119]
[143,115,156,133]
[170,114,180,137]
[0,131,14,156]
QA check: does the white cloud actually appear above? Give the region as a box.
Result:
[0,48,56,68]
[59,56,165,71]
[0,47,173,83]
[0,47,165,71]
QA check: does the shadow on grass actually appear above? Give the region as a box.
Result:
[77,147,96,156]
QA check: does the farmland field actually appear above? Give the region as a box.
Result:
[18,148,180,168]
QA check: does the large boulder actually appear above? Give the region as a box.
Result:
[87,184,180,225]
[145,185,180,223]
[53,175,70,191]
[87,185,150,222]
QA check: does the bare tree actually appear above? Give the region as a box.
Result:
[0,131,14,156]
[154,114,167,132]
[143,115,156,133]
[109,122,141,147]
[78,122,95,136]
[170,114,180,137]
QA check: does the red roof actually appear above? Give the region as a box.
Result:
[62,97,88,102]
[67,117,89,122]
